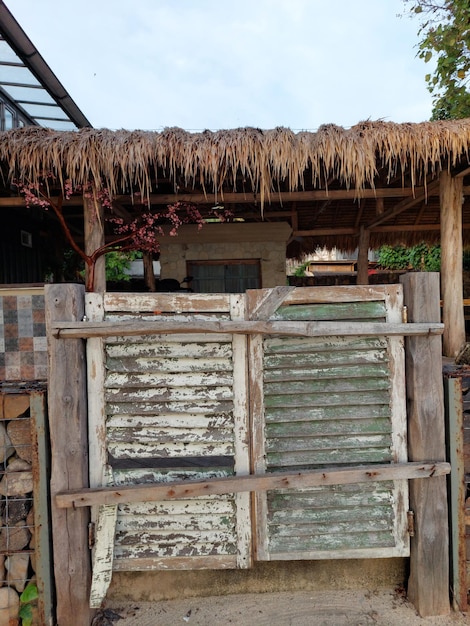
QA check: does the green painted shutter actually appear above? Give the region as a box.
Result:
[249,286,409,560]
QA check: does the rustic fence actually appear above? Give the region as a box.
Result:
[45,274,451,624]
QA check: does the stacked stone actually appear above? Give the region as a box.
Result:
[0,394,36,626]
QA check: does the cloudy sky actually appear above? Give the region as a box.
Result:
[6,0,433,131]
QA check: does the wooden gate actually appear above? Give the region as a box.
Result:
[82,284,412,598]
[46,279,451,620]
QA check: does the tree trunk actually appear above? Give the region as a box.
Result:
[143,252,156,291]
[84,192,106,292]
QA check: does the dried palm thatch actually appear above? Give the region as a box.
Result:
[1,119,470,204]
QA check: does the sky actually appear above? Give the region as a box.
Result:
[6,0,434,132]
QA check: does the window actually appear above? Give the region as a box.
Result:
[187,260,261,293]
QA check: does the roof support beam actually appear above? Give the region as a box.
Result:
[366,180,441,229]
[0,185,469,209]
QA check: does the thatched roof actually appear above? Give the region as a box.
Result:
[2,119,470,254]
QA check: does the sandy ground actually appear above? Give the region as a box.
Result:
[98,589,470,626]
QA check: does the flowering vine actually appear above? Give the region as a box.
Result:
[14,177,229,292]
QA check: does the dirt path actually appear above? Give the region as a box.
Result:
[101,589,469,626]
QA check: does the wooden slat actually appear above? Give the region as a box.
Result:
[278,285,403,305]
[106,341,232,359]
[55,462,451,509]
[103,292,231,313]
[230,294,252,568]
[444,376,468,612]
[89,505,118,609]
[112,555,238,571]
[271,301,386,321]
[245,289,270,560]
[248,286,295,320]
[263,335,388,354]
[52,320,444,339]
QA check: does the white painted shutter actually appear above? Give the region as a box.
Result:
[87,293,251,577]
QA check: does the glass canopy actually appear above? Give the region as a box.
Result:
[0,3,91,130]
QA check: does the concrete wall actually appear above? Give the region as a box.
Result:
[108,558,407,602]
[159,222,292,289]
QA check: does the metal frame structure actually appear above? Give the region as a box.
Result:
[0,0,91,130]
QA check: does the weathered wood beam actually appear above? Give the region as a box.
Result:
[50,320,444,340]
[1,184,468,208]
[454,165,470,179]
[248,286,295,320]
[366,179,441,229]
[400,272,449,617]
[294,227,357,236]
[129,188,418,205]
[45,284,93,626]
[440,170,465,357]
[55,462,451,509]
[293,223,470,237]
[444,376,468,611]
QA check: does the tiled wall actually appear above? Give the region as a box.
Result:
[0,288,47,381]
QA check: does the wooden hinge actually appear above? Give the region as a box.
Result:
[88,522,95,549]
[407,510,415,537]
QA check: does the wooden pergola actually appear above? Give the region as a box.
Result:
[1,120,470,356]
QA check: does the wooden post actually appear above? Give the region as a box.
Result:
[443,375,468,612]
[143,251,156,291]
[84,192,106,293]
[356,226,370,285]
[30,392,54,626]
[440,170,464,357]
[400,272,450,617]
[45,284,93,625]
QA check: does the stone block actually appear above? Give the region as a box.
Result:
[0,522,31,552]
[26,507,34,529]
[4,499,31,526]
[3,396,29,419]
[6,553,30,592]
[6,420,31,463]
[0,587,19,626]
[0,423,14,464]
[0,459,33,497]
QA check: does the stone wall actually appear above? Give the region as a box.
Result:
[159,222,292,289]
[0,393,39,624]
[0,288,47,382]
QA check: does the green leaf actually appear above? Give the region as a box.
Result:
[424,50,433,63]
[20,583,38,604]
[19,603,33,626]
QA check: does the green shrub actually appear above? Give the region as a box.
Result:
[377,245,410,270]
[408,243,441,272]
[378,243,441,272]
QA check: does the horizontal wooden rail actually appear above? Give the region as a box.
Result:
[56,462,450,509]
[51,320,444,339]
